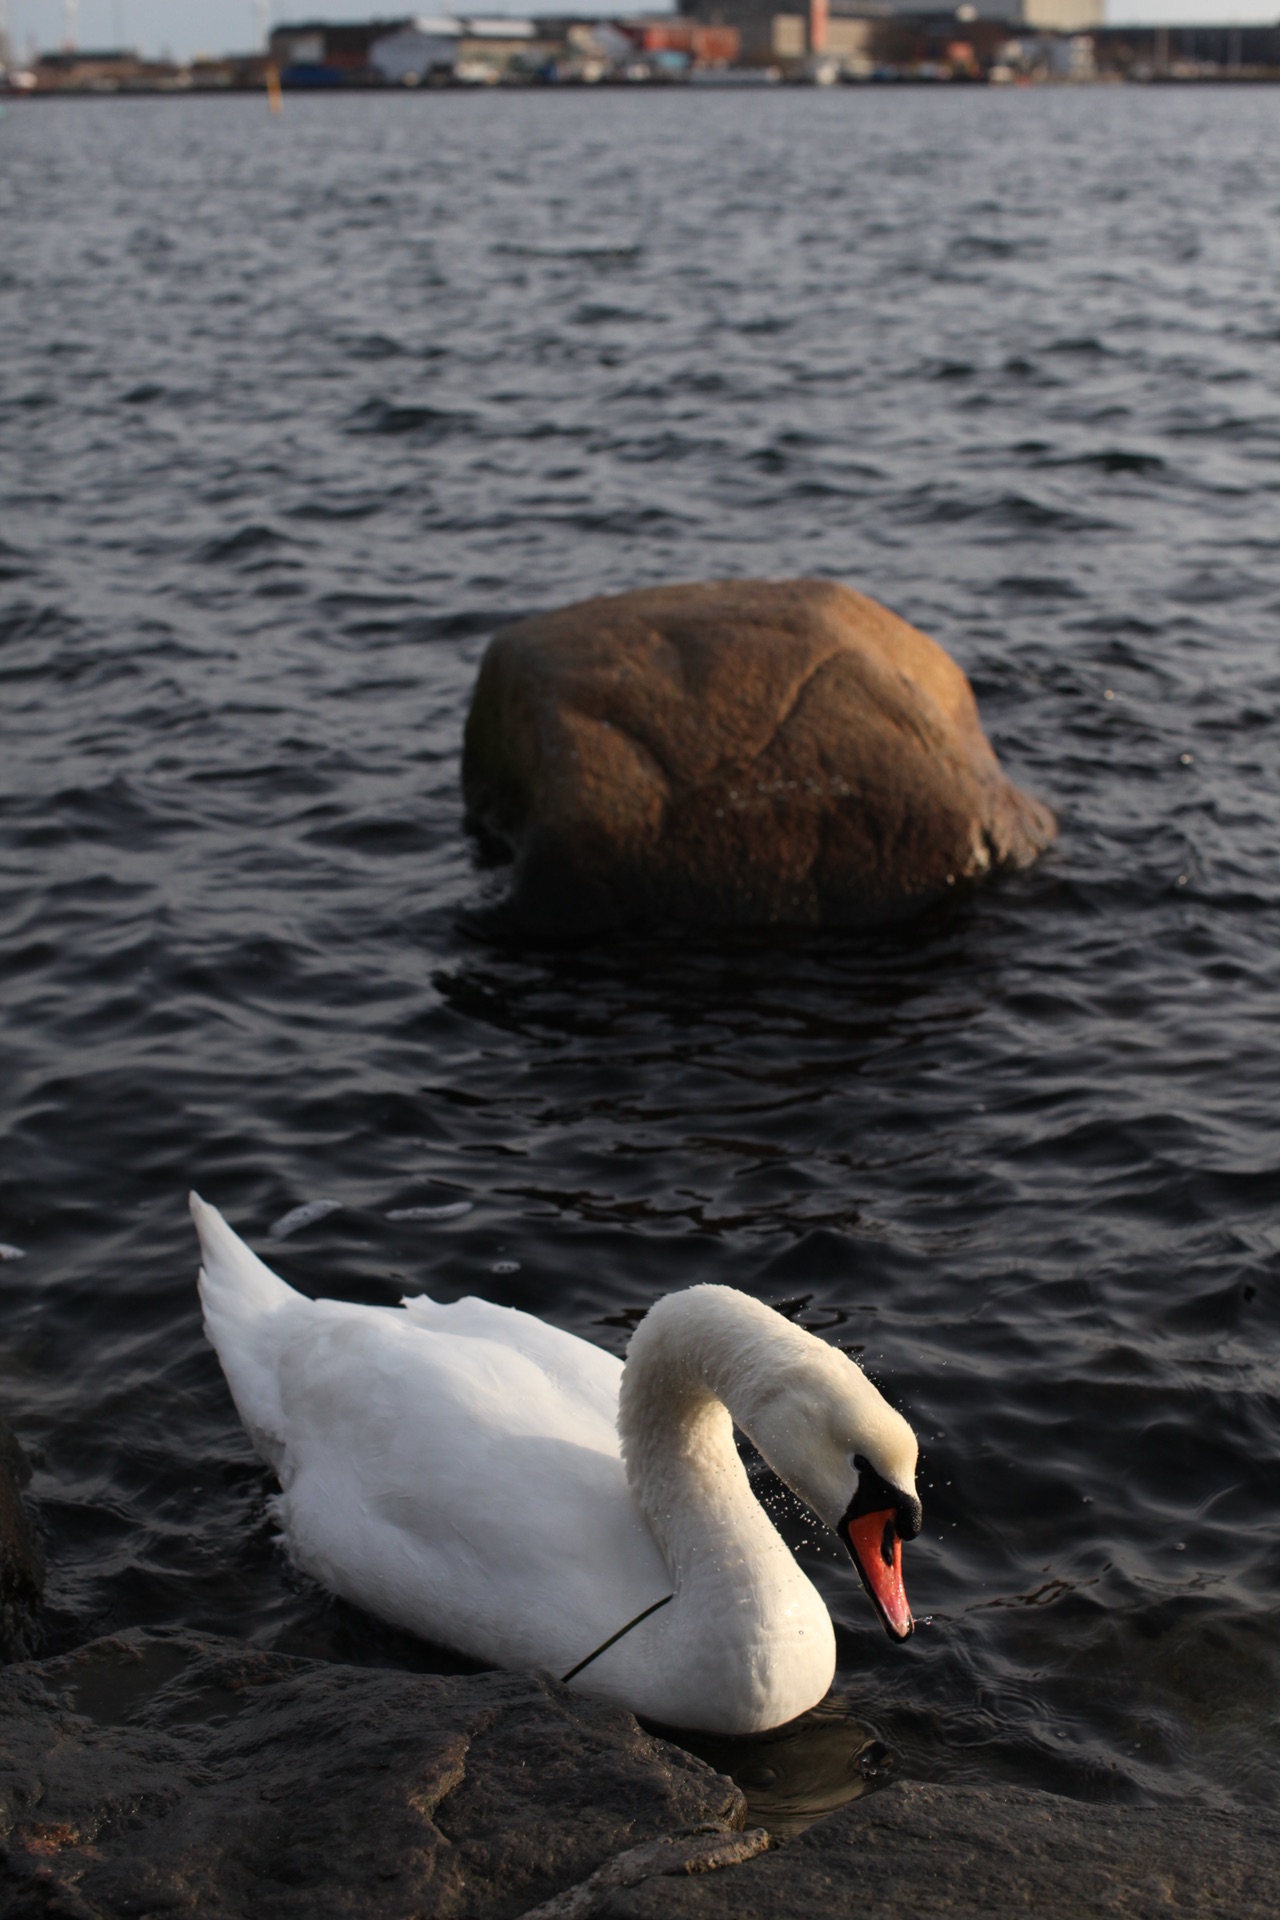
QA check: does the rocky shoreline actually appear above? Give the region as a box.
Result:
[0,1629,745,1918]
[4,1421,1279,1919]
[1,1624,1276,1920]
[594,1778,1280,1920]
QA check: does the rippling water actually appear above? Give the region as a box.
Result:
[2,88,1278,1816]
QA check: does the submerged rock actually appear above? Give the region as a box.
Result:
[0,1417,43,1665]
[463,579,1055,937]
[0,1631,742,1918]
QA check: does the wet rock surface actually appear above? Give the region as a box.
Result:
[0,1631,743,1919]
[463,579,1055,936]
[591,1778,1280,1920]
[0,1419,43,1667]
[518,1828,772,1920]
[3,1632,1274,1920]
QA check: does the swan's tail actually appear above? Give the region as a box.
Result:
[191,1191,300,1472]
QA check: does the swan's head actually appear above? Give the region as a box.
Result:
[746,1342,921,1643]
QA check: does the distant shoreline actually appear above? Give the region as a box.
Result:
[6,75,1280,98]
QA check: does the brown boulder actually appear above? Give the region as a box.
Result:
[463,580,1055,936]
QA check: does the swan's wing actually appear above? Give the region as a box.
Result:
[397,1291,623,1433]
[191,1197,664,1671]
[271,1301,669,1673]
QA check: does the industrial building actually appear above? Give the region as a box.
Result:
[9,9,1280,91]
[674,0,1104,69]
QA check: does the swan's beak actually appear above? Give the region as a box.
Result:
[840,1506,916,1642]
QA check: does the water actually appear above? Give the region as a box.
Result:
[2,88,1278,1818]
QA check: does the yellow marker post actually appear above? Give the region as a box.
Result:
[266,65,283,112]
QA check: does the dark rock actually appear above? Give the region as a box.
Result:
[590,1778,1280,1920]
[518,1829,772,1920]
[0,1630,743,1919]
[4,1636,1275,1920]
[0,1419,43,1665]
[463,579,1055,936]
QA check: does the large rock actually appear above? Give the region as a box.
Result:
[463,580,1055,936]
[0,1418,43,1665]
[4,1634,1277,1920]
[591,1779,1280,1920]
[0,1631,744,1918]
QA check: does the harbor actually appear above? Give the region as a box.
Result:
[4,6,1280,90]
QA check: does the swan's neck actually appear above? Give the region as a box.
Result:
[604,1286,840,1733]
[617,1286,824,1602]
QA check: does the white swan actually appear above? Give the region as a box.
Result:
[192,1192,921,1736]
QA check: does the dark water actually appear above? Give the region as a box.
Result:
[2,89,1278,1819]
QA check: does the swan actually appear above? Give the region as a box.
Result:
[191,1192,922,1736]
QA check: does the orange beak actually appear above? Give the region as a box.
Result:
[842,1508,914,1641]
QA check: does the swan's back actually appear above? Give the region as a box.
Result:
[397,1289,622,1434]
[193,1190,622,1455]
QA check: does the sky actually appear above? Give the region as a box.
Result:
[3,0,1278,64]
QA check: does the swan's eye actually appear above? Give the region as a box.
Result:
[845,1454,920,1539]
